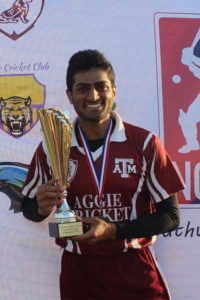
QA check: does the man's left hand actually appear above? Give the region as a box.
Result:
[70,217,116,244]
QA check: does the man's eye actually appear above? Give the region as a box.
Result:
[96,84,109,92]
[77,86,89,92]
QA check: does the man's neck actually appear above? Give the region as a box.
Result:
[78,117,111,140]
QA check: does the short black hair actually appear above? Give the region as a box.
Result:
[66,49,115,91]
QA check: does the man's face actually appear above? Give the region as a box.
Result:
[67,68,116,124]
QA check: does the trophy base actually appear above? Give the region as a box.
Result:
[49,218,83,238]
[49,208,83,238]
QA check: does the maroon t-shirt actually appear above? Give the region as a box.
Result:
[22,113,184,256]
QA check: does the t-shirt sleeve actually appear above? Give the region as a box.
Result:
[144,134,185,203]
[21,142,52,199]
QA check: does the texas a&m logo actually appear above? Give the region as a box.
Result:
[113,158,137,178]
[155,13,200,205]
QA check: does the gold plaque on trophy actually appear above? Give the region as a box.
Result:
[38,108,83,238]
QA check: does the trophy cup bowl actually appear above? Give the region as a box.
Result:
[38,108,83,238]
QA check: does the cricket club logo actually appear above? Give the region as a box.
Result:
[0,0,45,40]
[0,74,45,137]
[154,13,200,206]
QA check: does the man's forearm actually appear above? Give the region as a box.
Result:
[115,194,180,240]
[21,196,47,222]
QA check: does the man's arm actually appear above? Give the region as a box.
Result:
[115,193,180,239]
[21,178,64,222]
[21,196,46,222]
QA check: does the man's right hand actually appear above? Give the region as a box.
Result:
[36,178,64,216]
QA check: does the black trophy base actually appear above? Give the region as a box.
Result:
[49,219,83,238]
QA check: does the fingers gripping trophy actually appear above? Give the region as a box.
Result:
[38,108,83,238]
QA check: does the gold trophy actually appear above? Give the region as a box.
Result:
[38,108,83,238]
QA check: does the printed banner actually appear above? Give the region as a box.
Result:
[0,2,199,300]
[155,13,200,206]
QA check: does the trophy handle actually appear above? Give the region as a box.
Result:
[60,190,71,210]
[54,189,76,222]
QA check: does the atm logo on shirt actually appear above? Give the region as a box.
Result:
[113,158,137,178]
[155,13,200,206]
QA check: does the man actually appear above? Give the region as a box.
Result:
[22,49,185,300]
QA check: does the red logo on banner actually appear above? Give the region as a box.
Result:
[0,0,45,40]
[155,13,200,205]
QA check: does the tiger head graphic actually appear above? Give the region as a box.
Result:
[0,96,32,136]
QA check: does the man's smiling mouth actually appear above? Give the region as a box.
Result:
[85,100,104,109]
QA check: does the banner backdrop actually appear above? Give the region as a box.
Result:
[0,1,199,299]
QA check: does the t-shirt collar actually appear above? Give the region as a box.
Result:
[71,111,127,147]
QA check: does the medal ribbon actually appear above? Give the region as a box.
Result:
[78,119,112,201]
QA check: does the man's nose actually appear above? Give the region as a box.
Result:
[87,87,99,100]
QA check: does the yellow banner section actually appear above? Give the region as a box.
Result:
[0,74,45,104]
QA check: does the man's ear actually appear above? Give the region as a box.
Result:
[66,89,73,104]
[112,85,116,99]
[112,87,117,111]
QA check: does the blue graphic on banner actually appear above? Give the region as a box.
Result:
[0,162,28,212]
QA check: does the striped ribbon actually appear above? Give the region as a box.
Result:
[78,119,112,201]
